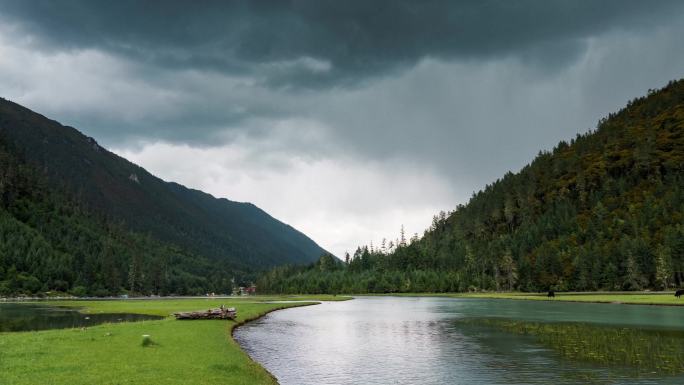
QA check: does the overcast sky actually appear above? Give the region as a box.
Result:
[1,0,684,257]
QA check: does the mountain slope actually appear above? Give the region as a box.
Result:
[258,79,684,294]
[0,98,327,296]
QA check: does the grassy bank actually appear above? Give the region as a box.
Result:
[365,291,684,306]
[462,318,684,375]
[0,296,348,385]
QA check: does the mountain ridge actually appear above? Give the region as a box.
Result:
[257,79,684,294]
[0,97,327,296]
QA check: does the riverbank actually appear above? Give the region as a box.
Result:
[0,296,349,385]
[363,291,684,306]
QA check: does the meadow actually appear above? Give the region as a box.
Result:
[0,295,347,385]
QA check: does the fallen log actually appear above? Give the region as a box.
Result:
[174,305,237,320]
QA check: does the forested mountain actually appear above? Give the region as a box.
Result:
[0,98,327,296]
[259,80,684,294]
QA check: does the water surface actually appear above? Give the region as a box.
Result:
[235,296,684,385]
[0,303,162,332]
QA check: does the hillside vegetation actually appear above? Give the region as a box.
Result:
[259,80,684,294]
[0,99,327,296]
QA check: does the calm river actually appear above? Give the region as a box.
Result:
[234,297,684,385]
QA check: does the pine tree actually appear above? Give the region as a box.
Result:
[655,246,672,290]
[500,250,518,291]
[622,256,645,291]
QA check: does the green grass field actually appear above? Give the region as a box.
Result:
[368,291,684,306]
[0,295,348,385]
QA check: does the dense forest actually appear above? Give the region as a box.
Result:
[0,98,327,297]
[258,80,684,294]
[0,141,216,296]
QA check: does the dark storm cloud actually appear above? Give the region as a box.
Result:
[1,0,681,88]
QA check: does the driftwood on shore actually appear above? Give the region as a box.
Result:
[173,306,237,320]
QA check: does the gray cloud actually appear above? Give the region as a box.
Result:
[1,0,682,89]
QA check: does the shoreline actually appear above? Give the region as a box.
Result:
[230,302,322,385]
[356,292,684,306]
[0,294,344,302]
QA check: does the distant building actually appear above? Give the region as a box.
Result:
[235,285,256,296]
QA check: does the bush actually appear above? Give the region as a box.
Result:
[0,281,11,296]
[19,274,42,293]
[69,286,88,297]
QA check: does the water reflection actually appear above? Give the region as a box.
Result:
[235,297,684,385]
[0,303,162,332]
